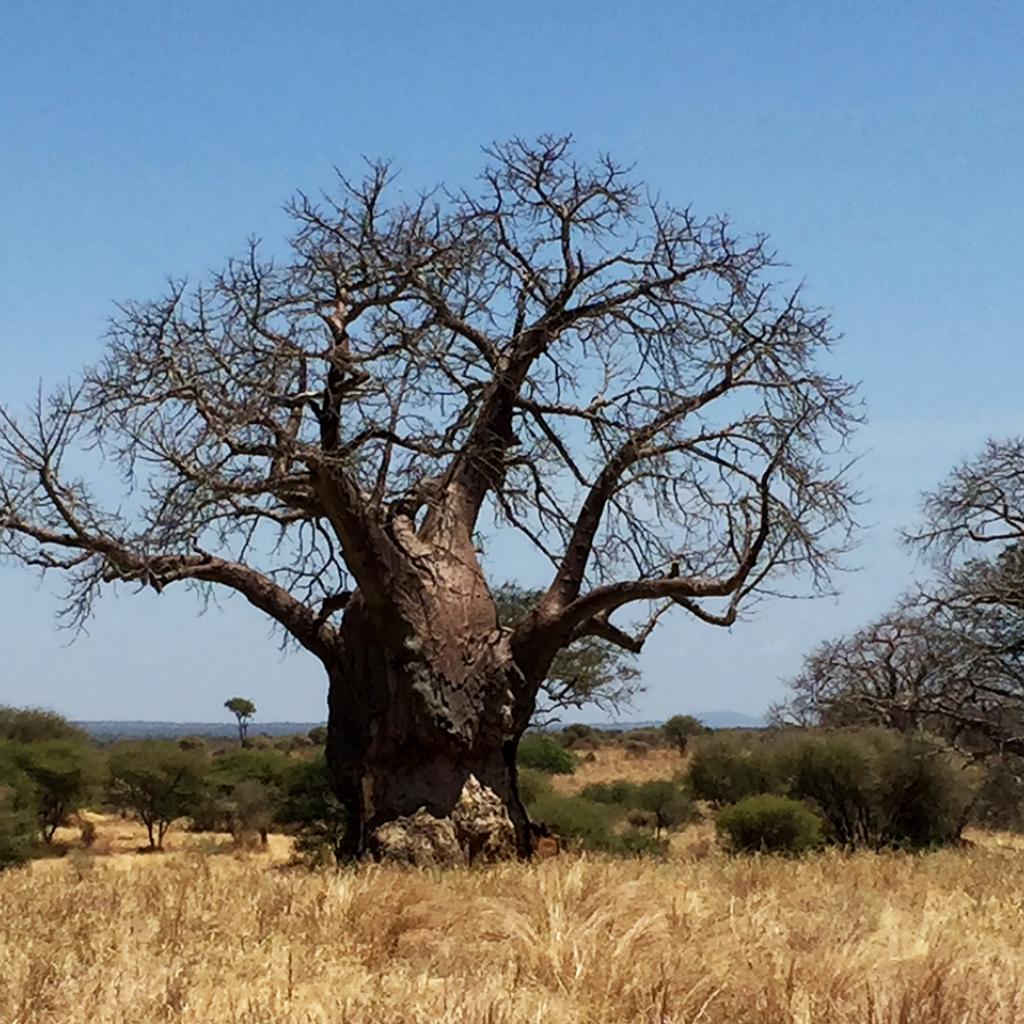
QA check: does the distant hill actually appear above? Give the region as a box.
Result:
[76,710,765,740]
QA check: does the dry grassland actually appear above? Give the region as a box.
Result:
[3,747,1023,1024]
[553,746,688,793]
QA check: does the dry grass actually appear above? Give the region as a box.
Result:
[553,745,688,793]
[4,818,1024,1023]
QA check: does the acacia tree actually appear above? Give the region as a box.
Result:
[0,137,858,863]
[224,696,257,745]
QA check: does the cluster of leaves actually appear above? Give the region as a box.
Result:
[517,734,578,775]
[686,729,976,854]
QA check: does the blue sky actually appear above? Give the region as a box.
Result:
[1,2,1021,723]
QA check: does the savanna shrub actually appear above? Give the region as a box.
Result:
[517,734,577,775]
[783,734,875,847]
[7,739,105,843]
[580,779,638,806]
[558,724,601,749]
[228,779,278,846]
[210,749,292,790]
[716,794,823,855]
[0,777,37,869]
[516,767,553,805]
[873,737,972,849]
[579,778,695,835]
[108,741,208,849]
[602,829,669,857]
[687,738,778,806]
[971,754,1024,832]
[277,754,347,863]
[783,730,974,850]
[662,714,709,753]
[525,791,621,851]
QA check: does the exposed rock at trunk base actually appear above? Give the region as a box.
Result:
[372,809,463,867]
[451,774,517,863]
[369,775,517,867]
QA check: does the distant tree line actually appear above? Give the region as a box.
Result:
[0,706,343,869]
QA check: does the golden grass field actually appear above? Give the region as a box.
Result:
[3,748,1024,1023]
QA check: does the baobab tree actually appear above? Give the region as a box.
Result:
[0,137,859,863]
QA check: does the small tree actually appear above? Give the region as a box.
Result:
[227,779,278,846]
[8,740,103,843]
[108,741,207,849]
[517,734,577,775]
[224,698,256,746]
[662,714,709,754]
[277,753,347,864]
[633,779,696,837]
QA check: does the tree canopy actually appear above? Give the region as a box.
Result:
[0,136,859,677]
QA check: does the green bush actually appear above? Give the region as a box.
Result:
[525,791,622,851]
[517,734,577,775]
[517,767,553,805]
[874,739,971,849]
[276,753,347,863]
[209,748,292,789]
[716,795,823,855]
[971,754,1024,832]
[580,778,696,837]
[602,829,669,857]
[686,739,777,806]
[783,730,974,850]
[580,779,638,806]
[558,724,601,749]
[0,766,37,869]
[784,734,875,847]
[525,788,673,857]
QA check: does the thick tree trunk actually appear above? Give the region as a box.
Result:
[325,595,537,865]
